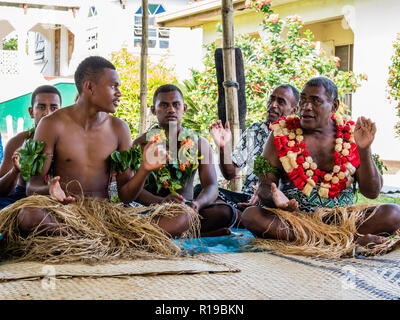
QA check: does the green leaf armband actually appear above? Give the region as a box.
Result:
[253,155,279,177]
[19,139,47,182]
[111,145,142,174]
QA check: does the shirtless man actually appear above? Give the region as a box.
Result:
[0,85,61,209]
[17,56,190,238]
[134,84,236,237]
[242,77,400,247]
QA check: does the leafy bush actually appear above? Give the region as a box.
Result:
[2,37,17,50]
[387,33,400,138]
[182,0,367,136]
[110,48,178,138]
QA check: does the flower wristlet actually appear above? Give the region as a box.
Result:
[19,139,47,182]
[253,155,279,177]
[110,145,142,174]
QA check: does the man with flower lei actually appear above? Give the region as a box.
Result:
[133,84,237,237]
[242,77,400,254]
[0,85,61,210]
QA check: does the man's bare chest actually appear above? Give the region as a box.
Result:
[55,128,119,164]
[303,136,336,172]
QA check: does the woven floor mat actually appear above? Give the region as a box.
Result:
[0,251,399,300]
[0,256,239,282]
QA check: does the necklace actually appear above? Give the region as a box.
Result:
[271,114,360,198]
[146,126,201,195]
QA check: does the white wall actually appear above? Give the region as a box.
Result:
[351,0,400,161]
[198,0,400,161]
[88,0,203,81]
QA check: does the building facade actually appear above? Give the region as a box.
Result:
[156,0,400,162]
[0,0,202,141]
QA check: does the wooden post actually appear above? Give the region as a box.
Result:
[221,0,241,191]
[139,0,149,134]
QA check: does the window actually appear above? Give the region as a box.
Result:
[34,33,45,62]
[88,6,98,17]
[87,27,99,52]
[335,44,354,115]
[134,4,169,49]
[335,44,353,72]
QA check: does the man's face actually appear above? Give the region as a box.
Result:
[90,68,121,113]
[298,85,338,130]
[151,91,187,128]
[29,93,61,127]
[266,87,296,124]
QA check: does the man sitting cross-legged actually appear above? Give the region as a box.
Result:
[16,56,191,239]
[134,84,237,237]
[209,84,299,213]
[241,77,400,256]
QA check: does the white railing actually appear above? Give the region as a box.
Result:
[3,115,24,143]
[0,50,19,75]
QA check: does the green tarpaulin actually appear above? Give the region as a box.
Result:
[0,82,77,134]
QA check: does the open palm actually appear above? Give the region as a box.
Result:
[354,117,376,150]
[142,141,167,171]
[49,176,75,204]
[210,120,231,148]
[271,182,298,212]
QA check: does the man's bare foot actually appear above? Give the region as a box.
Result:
[355,233,385,248]
[201,227,232,237]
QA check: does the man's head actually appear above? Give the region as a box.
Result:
[29,85,62,127]
[74,56,121,113]
[266,84,299,124]
[299,77,339,130]
[151,84,187,129]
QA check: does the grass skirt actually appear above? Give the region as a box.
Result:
[251,203,400,258]
[0,195,200,264]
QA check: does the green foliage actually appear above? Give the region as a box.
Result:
[356,193,400,206]
[182,1,366,137]
[253,155,279,177]
[110,48,178,138]
[110,145,142,174]
[145,127,201,195]
[372,153,388,175]
[19,139,46,182]
[181,42,219,135]
[387,33,400,138]
[2,37,17,51]
[353,153,388,202]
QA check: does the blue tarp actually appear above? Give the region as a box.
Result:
[173,228,255,254]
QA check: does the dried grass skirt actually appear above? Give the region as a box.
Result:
[252,203,400,258]
[0,195,200,264]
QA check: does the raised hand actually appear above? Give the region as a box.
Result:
[210,120,231,148]
[12,148,21,172]
[49,176,75,204]
[354,116,376,151]
[238,185,259,207]
[271,182,298,212]
[142,140,167,172]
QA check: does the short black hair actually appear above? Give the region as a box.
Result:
[276,84,300,106]
[152,84,184,105]
[303,77,338,101]
[31,85,62,107]
[74,56,116,93]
